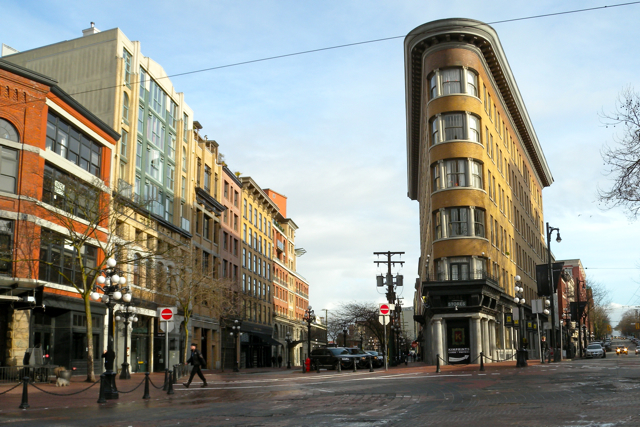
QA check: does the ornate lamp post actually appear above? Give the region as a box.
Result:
[285,332,292,369]
[90,257,131,400]
[303,306,316,361]
[546,223,562,361]
[230,319,242,372]
[115,302,138,379]
[359,331,365,349]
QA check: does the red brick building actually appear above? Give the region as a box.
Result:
[0,59,119,371]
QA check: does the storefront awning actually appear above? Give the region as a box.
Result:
[253,333,283,347]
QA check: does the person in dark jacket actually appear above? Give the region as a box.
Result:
[183,343,207,388]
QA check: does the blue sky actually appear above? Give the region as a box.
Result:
[3,0,640,326]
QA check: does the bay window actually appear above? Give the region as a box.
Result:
[432,159,483,192]
[428,67,479,99]
[435,256,487,281]
[430,112,481,145]
[433,207,486,240]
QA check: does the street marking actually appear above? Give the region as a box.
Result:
[491,373,500,375]
[478,374,486,376]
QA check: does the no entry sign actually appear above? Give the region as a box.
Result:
[379,304,390,315]
[158,307,176,321]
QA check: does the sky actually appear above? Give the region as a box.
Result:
[3,0,640,328]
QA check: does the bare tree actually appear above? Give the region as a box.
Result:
[155,244,240,364]
[584,279,612,340]
[332,302,386,348]
[615,309,638,337]
[599,87,640,219]
[15,172,160,381]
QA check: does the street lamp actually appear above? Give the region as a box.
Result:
[114,302,138,379]
[359,330,365,349]
[91,257,131,400]
[230,320,242,372]
[343,325,348,347]
[514,275,527,368]
[303,306,316,363]
[284,332,292,369]
[546,223,562,362]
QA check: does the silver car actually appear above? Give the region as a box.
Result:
[586,343,606,358]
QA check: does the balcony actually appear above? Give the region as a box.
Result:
[276,240,285,252]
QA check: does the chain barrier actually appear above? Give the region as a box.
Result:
[148,377,164,390]
[0,381,22,395]
[469,355,481,364]
[28,380,100,396]
[118,378,145,394]
[483,352,518,362]
[437,354,447,363]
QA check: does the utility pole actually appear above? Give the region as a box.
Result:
[374,251,404,367]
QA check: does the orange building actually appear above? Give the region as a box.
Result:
[0,59,118,369]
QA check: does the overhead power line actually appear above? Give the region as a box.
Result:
[2,1,640,108]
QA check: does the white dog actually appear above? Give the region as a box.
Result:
[54,367,70,387]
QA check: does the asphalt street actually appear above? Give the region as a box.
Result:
[2,343,640,426]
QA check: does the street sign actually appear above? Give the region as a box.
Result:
[379,315,390,325]
[532,299,543,314]
[379,304,391,315]
[159,321,174,333]
[158,307,176,321]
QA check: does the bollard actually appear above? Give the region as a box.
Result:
[19,376,30,409]
[337,361,341,373]
[436,354,441,373]
[97,374,106,404]
[316,362,320,373]
[302,362,306,374]
[142,372,151,400]
[167,371,174,395]
[352,360,357,372]
[369,356,374,372]
[162,370,169,391]
[480,352,485,371]
[172,366,178,384]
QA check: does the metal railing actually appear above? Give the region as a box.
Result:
[0,366,59,384]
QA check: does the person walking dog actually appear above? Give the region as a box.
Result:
[183,343,208,388]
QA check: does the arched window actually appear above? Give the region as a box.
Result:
[122,92,130,123]
[0,118,19,142]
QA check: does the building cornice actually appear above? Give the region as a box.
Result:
[404,18,553,200]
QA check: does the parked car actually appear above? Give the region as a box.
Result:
[366,351,384,368]
[310,347,353,370]
[616,345,628,355]
[586,344,606,358]
[345,348,374,368]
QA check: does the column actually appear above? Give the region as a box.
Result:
[471,317,482,363]
[433,318,443,364]
[482,318,490,358]
[488,320,496,363]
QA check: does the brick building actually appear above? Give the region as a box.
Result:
[0,59,118,371]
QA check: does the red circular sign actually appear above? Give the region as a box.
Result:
[161,308,173,320]
[380,304,390,315]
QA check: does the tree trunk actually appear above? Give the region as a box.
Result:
[84,294,96,382]
[182,318,190,364]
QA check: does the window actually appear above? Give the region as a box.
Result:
[429,68,479,99]
[0,118,19,142]
[138,105,144,134]
[39,229,97,287]
[204,165,211,192]
[474,209,485,237]
[168,134,176,160]
[149,79,166,114]
[120,129,128,159]
[0,145,18,193]
[224,181,229,199]
[448,207,468,237]
[46,112,102,176]
[166,163,175,190]
[435,257,486,281]
[122,92,129,123]
[123,49,132,87]
[139,68,147,99]
[0,219,13,276]
[430,113,481,145]
[181,176,186,198]
[204,217,211,240]
[182,147,187,172]
[434,207,485,240]
[169,101,178,129]
[165,196,173,223]
[432,159,483,191]
[196,158,201,187]
[43,164,100,220]
[183,113,189,141]
[136,140,143,170]
[147,114,165,150]
[146,147,163,183]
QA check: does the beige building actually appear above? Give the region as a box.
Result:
[404,19,553,365]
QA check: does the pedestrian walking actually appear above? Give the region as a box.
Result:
[183,343,208,388]
[277,354,283,368]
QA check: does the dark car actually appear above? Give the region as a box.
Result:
[310,347,353,370]
[366,351,384,368]
[345,348,375,368]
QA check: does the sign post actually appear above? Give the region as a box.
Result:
[378,309,391,371]
[158,307,176,371]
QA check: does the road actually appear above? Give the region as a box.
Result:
[3,343,640,426]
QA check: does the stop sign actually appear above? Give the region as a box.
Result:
[160,308,174,321]
[379,304,390,315]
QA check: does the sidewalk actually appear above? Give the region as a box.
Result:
[0,358,550,412]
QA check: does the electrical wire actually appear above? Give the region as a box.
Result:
[1,1,639,110]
